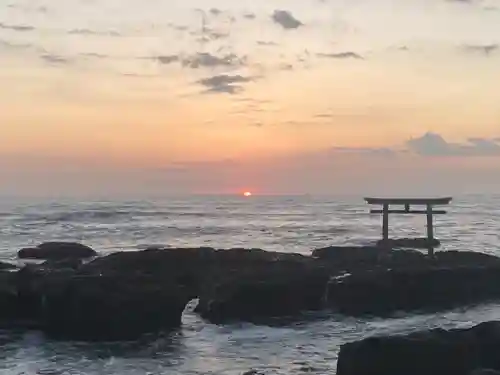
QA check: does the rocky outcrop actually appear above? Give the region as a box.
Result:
[0,246,319,339]
[312,246,427,271]
[195,266,330,323]
[18,242,97,260]
[326,265,500,316]
[0,261,17,270]
[336,321,500,375]
[1,262,193,341]
[5,244,500,340]
[41,274,190,341]
[376,237,440,249]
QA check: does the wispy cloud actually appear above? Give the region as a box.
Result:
[67,28,121,37]
[40,54,71,65]
[183,52,246,68]
[243,12,256,20]
[407,132,500,156]
[209,8,223,16]
[257,41,278,46]
[272,10,303,29]
[0,39,32,50]
[153,52,246,69]
[197,74,253,94]
[317,51,364,59]
[0,22,34,32]
[462,44,498,56]
[156,55,180,64]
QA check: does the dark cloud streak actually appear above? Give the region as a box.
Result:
[0,22,34,32]
[317,51,364,59]
[272,10,303,29]
[197,74,253,94]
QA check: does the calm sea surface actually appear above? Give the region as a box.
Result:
[1,194,500,375]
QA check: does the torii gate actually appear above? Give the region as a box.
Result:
[364,197,452,256]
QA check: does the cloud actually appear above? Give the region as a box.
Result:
[81,52,109,59]
[40,54,70,65]
[67,28,121,36]
[243,12,256,20]
[0,22,34,32]
[209,8,223,15]
[407,132,500,156]
[317,51,364,59]
[152,52,246,69]
[257,41,278,46]
[272,10,303,29]
[0,39,32,50]
[197,74,253,94]
[462,44,498,55]
[182,52,246,69]
[156,55,179,64]
[279,63,293,70]
[199,28,230,41]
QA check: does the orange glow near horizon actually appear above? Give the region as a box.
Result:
[243,191,252,197]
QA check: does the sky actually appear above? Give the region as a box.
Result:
[1,0,500,197]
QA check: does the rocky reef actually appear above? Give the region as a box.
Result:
[336,320,500,375]
[3,242,500,341]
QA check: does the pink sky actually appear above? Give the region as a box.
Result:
[1,0,500,196]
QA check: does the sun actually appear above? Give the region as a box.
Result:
[243,191,252,197]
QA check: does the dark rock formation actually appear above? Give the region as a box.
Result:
[0,261,17,271]
[18,242,97,260]
[42,258,83,270]
[336,321,500,375]
[326,265,500,316]
[312,246,427,271]
[2,262,192,341]
[4,244,500,340]
[195,267,330,323]
[41,274,190,341]
[313,246,500,271]
[376,237,441,249]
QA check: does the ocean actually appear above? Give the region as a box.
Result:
[1,194,500,375]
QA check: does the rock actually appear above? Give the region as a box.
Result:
[312,246,427,270]
[18,242,97,260]
[326,265,500,316]
[0,259,196,340]
[42,258,83,270]
[433,250,500,267]
[0,261,17,271]
[81,247,312,294]
[0,269,43,328]
[312,246,381,261]
[0,271,24,326]
[195,266,331,323]
[41,274,191,341]
[336,321,500,375]
[376,237,441,249]
[242,371,263,375]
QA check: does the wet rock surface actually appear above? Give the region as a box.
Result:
[4,243,500,340]
[336,321,500,375]
[18,242,98,260]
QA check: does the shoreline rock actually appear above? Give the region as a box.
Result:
[5,244,500,340]
[18,242,98,260]
[336,321,500,375]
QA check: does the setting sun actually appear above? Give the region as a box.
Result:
[243,191,252,197]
